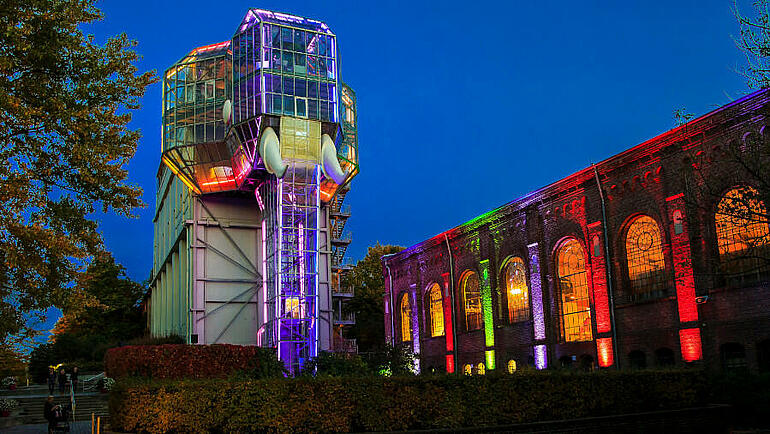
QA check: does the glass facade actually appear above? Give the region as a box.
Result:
[161,42,234,194]
[232,14,338,126]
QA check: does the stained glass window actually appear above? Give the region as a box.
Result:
[503,257,530,323]
[715,186,770,277]
[507,359,517,373]
[556,238,593,342]
[427,284,444,337]
[463,364,472,376]
[400,293,411,342]
[476,362,485,375]
[461,272,482,331]
[625,215,667,294]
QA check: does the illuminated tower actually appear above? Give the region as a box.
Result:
[149,8,359,374]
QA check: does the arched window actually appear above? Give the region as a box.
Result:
[715,186,770,276]
[461,271,482,331]
[476,362,485,375]
[655,347,675,367]
[426,284,444,337]
[503,257,530,323]
[507,359,517,374]
[400,293,411,342]
[720,343,747,371]
[625,215,667,294]
[463,364,472,376]
[556,238,593,342]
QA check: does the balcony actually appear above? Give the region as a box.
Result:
[330,204,351,218]
[332,285,355,297]
[333,310,355,325]
[332,336,358,353]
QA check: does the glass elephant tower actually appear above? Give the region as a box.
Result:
[149,9,359,373]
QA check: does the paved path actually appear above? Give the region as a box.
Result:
[2,420,94,433]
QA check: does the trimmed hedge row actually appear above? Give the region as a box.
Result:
[104,344,267,379]
[109,370,707,433]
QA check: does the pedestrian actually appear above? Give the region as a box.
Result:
[44,395,60,434]
[57,367,66,394]
[70,366,79,394]
[47,368,56,395]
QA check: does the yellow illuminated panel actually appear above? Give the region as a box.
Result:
[279,117,321,163]
[507,359,517,374]
[476,362,485,375]
[461,272,482,331]
[428,284,444,337]
[556,239,593,342]
[625,215,666,293]
[504,257,530,323]
[285,297,301,319]
[463,364,472,376]
[716,186,770,274]
[400,293,411,342]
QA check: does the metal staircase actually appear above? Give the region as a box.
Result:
[260,164,321,374]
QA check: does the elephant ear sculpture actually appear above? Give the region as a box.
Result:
[258,127,287,178]
[321,133,348,185]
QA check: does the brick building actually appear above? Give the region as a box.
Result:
[382,89,770,374]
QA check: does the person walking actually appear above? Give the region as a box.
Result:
[57,368,66,395]
[44,395,60,434]
[70,366,79,394]
[46,368,56,395]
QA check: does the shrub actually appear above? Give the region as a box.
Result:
[302,352,370,377]
[1,377,16,388]
[124,334,186,346]
[110,370,707,433]
[0,399,18,412]
[104,344,281,380]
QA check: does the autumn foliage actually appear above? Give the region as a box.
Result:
[104,344,266,379]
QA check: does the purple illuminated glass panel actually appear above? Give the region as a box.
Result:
[528,243,545,340]
[534,344,547,370]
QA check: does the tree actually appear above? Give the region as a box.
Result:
[28,254,146,381]
[0,0,156,337]
[51,252,145,342]
[343,243,404,353]
[735,0,770,89]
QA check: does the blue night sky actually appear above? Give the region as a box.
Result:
[85,0,751,283]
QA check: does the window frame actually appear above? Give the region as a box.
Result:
[499,256,531,324]
[554,237,594,343]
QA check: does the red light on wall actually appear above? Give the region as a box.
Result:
[596,338,614,367]
[442,278,454,352]
[446,354,454,374]
[679,328,702,362]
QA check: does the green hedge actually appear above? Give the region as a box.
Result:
[109,370,707,433]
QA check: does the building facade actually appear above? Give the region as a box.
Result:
[147,8,359,373]
[382,89,770,374]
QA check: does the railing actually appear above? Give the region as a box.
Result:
[332,337,358,353]
[81,373,104,392]
[331,205,351,216]
[332,285,355,296]
[333,310,355,323]
[332,231,352,243]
